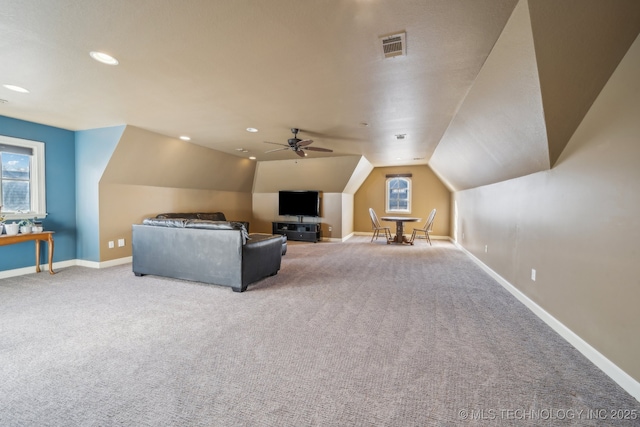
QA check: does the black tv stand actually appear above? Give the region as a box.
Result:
[272,221,321,243]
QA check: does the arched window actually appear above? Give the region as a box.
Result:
[386,176,411,213]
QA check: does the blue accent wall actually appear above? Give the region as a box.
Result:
[75,126,124,261]
[0,115,76,271]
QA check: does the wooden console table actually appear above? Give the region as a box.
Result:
[0,231,55,274]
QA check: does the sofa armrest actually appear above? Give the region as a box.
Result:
[240,234,282,291]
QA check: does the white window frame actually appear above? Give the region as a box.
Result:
[0,135,47,220]
[385,176,411,214]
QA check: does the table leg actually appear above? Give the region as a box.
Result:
[35,239,42,273]
[391,221,407,243]
[392,221,411,244]
[48,235,55,274]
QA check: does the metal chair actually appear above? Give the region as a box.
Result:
[410,208,436,245]
[368,208,391,243]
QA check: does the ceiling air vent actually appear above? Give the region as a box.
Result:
[380,32,406,59]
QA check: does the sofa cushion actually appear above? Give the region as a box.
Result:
[142,218,188,227]
[184,219,234,230]
[141,218,248,243]
[250,233,287,256]
[155,213,199,219]
[185,219,249,243]
[197,212,227,221]
[155,212,227,221]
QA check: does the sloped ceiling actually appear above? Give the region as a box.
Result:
[430,0,640,191]
[1,1,640,192]
[253,156,365,194]
[102,125,256,192]
[429,0,548,191]
[0,0,517,167]
[529,0,640,167]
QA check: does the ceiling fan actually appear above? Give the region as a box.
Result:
[264,128,333,158]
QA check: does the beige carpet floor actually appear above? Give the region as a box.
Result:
[1,237,638,426]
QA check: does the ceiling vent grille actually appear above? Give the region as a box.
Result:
[380,32,406,59]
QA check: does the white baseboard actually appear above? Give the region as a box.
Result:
[0,257,132,279]
[324,232,355,242]
[0,260,77,279]
[76,256,132,269]
[453,240,640,402]
[322,237,346,242]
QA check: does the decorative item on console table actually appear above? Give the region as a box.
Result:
[32,220,43,233]
[18,219,34,234]
[3,222,20,236]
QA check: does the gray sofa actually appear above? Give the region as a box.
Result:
[132,216,283,292]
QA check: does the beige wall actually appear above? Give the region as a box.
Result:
[454,34,640,381]
[98,126,255,261]
[99,184,252,260]
[354,165,451,237]
[252,156,371,240]
[341,193,354,238]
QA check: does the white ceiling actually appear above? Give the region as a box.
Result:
[1,0,639,190]
[0,0,517,165]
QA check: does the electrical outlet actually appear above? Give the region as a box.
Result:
[108,241,114,249]
[328,226,332,231]
[484,245,488,253]
[531,269,536,281]
[118,238,125,247]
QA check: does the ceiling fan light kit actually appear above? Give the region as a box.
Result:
[264,128,333,158]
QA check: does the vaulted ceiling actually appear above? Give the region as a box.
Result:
[1,0,639,191]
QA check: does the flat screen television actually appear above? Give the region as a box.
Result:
[278,190,320,218]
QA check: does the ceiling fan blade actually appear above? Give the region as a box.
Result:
[264,141,289,147]
[304,146,333,152]
[297,139,313,147]
[295,149,306,158]
[265,147,290,153]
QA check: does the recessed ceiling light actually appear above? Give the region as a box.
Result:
[249,156,256,160]
[3,84,30,93]
[89,51,119,65]
[246,127,258,133]
[179,136,191,141]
